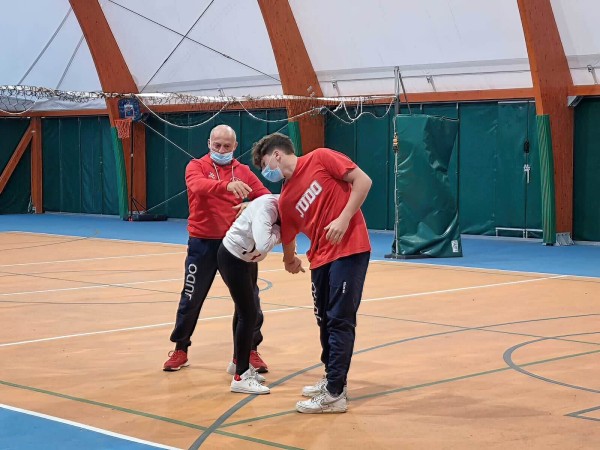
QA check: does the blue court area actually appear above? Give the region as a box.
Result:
[1,212,599,278]
[0,405,175,450]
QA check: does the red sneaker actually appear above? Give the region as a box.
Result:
[249,350,268,373]
[163,350,189,371]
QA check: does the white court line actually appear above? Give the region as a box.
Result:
[3,230,183,248]
[369,257,600,281]
[0,276,560,348]
[361,275,568,303]
[0,307,303,348]
[0,278,182,297]
[0,251,186,268]
[0,404,180,450]
[0,269,284,297]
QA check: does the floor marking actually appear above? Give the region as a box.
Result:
[0,276,564,347]
[0,252,186,268]
[0,307,303,348]
[0,278,182,297]
[0,403,180,449]
[362,275,566,303]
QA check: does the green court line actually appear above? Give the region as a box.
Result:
[220,410,296,429]
[209,312,600,437]
[353,347,600,402]
[503,332,600,395]
[0,380,301,450]
[566,405,600,422]
[3,308,596,448]
[354,311,600,348]
[218,347,600,429]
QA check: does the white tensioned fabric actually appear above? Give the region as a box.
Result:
[0,0,101,92]
[551,0,600,85]
[289,0,533,96]
[101,0,281,96]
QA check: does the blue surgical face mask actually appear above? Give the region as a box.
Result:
[210,151,233,165]
[261,153,284,182]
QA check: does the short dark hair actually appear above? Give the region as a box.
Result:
[251,133,295,168]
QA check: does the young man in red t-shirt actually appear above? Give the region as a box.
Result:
[163,125,271,372]
[252,133,372,413]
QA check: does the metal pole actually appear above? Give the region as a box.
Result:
[393,67,400,255]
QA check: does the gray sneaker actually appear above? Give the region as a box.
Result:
[302,375,327,397]
[296,387,347,414]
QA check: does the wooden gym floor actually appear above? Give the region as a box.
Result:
[0,230,598,449]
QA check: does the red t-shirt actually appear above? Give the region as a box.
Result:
[186,155,270,239]
[279,148,371,269]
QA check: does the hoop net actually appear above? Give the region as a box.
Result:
[115,118,132,139]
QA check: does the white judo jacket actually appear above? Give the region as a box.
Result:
[222,194,281,263]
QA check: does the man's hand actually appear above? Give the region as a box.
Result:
[232,202,248,218]
[284,256,305,274]
[227,180,252,199]
[324,215,350,245]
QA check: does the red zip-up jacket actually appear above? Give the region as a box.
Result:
[185,154,270,239]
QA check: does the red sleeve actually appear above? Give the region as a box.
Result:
[185,159,228,196]
[316,148,357,180]
[241,166,271,200]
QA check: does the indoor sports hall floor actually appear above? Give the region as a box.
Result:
[0,214,598,449]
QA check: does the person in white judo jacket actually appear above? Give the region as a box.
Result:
[217,194,281,394]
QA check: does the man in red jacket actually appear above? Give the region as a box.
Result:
[163,125,271,372]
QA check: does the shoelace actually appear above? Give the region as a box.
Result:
[316,378,327,389]
[310,392,327,404]
[246,377,263,388]
[249,366,266,383]
[168,350,184,360]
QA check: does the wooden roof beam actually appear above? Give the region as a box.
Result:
[258,0,324,153]
[517,0,574,235]
[0,122,33,194]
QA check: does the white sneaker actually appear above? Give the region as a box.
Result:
[231,368,270,395]
[302,375,327,397]
[296,387,347,414]
[226,360,266,382]
[226,360,236,375]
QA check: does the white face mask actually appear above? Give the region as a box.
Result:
[210,151,233,165]
[261,153,284,182]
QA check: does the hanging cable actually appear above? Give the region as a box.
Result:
[18,8,73,84]
[56,35,85,90]
[325,96,396,125]
[107,0,280,88]
[143,120,196,159]
[136,94,233,129]
[140,117,289,213]
[141,0,216,92]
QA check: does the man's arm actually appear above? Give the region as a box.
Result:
[324,167,372,244]
[282,240,304,274]
[279,199,304,273]
[185,161,228,195]
[246,168,271,200]
[186,161,252,199]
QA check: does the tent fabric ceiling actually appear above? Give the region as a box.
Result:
[1,2,101,91]
[289,0,532,96]
[1,0,600,110]
[551,0,600,85]
[101,0,282,95]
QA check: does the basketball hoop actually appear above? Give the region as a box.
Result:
[115,118,132,139]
